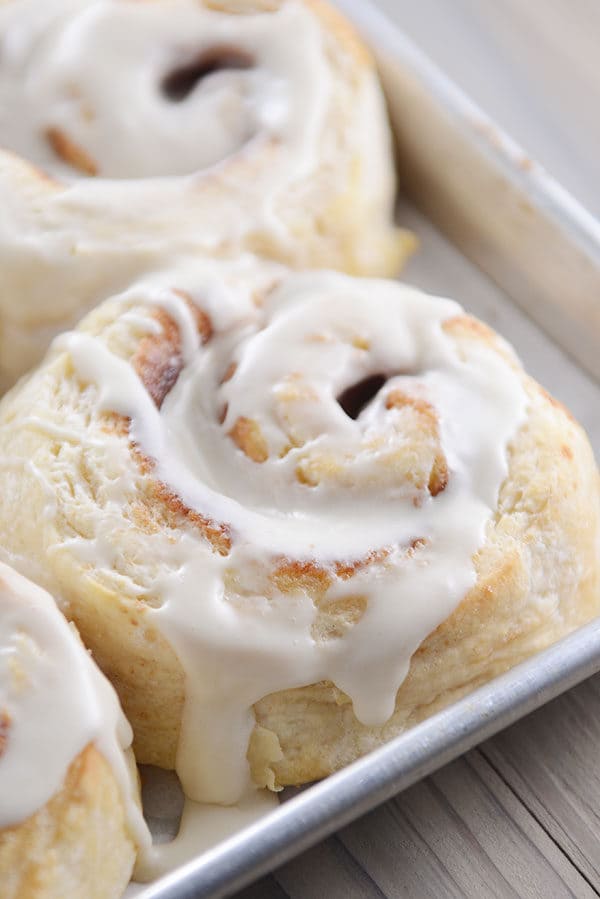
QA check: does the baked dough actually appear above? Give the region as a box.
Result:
[0,0,411,389]
[0,260,596,802]
[0,562,149,898]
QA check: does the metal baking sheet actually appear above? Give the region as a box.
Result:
[135,2,600,895]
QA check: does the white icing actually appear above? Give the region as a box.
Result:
[0,561,150,851]
[0,0,328,181]
[135,791,279,883]
[54,270,528,807]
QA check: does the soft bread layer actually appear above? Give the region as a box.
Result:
[0,0,410,389]
[0,745,139,899]
[0,269,596,794]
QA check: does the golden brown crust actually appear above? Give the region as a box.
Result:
[205,0,284,12]
[385,389,448,496]
[229,416,270,462]
[303,0,373,69]
[44,127,99,177]
[0,710,10,760]
[0,744,137,899]
[133,298,212,409]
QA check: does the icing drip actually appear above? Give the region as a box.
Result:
[135,792,279,883]
[0,562,150,850]
[55,269,528,807]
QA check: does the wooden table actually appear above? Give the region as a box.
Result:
[236,3,600,896]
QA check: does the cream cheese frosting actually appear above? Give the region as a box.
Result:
[40,265,529,806]
[0,560,150,849]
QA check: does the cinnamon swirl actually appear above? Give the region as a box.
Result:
[0,259,597,803]
[0,562,150,899]
[0,0,410,389]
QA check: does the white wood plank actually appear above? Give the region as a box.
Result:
[273,839,387,899]
[235,751,596,898]
[236,876,290,899]
[482,673,600,887]
[337,752,595,899]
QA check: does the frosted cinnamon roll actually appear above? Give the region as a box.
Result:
[0,562,150,899]
[0,0,410,389]
[0,259,597,804]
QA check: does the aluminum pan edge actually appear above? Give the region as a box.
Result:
[139,617,600,899]
[335,0,600,382]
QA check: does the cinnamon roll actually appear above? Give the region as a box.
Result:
[0,562,150,899]
[0,259,597,804]
[0,0,410,389]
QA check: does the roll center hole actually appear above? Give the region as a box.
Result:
[337,374,387,420]
[161,47,254,102]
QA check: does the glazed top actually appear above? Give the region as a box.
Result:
[53,264,528,805]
